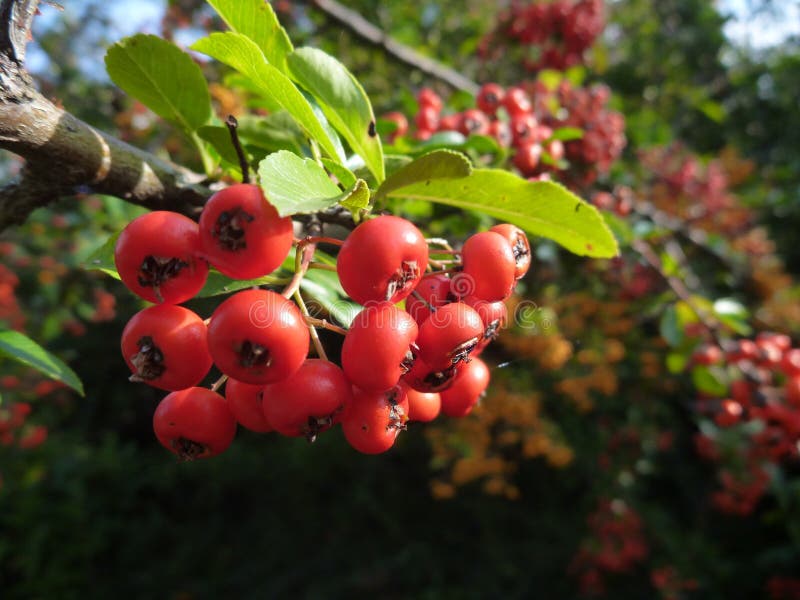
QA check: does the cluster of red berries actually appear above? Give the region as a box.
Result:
[114,183,531,458]
[478,0,605,72]
[691,332,800,515]
[570,499,649,596]
[387,79,624,187]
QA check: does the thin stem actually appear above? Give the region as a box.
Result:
[308,261,337,272]
[305,316,348,336]
[282,219,325,299]
[299,235,344,247]
[421,266,462,278]
[210,373,228,393]
[411,289,437,313]
[294,291,328,361]
[426,238,454,250]
[225,115,250,184]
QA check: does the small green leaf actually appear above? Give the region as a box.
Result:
[81,233,120,279]
[659,306,684,348]
[105,34,211,133]
[374,149,472,205]
[548,127,584,142]
[385,169,619,258]
[692,366,728,397]
[0,330,84,396]
[338,179,371,212]
[259,150,359,216]
[191,33,342,162]
[206,0,293,72]
[666,352,689,374]
[287,47,384,182]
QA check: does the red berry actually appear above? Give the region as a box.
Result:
[458,109,490,137]
[417,88,443,113]
[121,304,213,391]
[404,385,441,422]
[510,114,539,146]
[786,375,800,408]
[336,215,429,305]
[342,386,408,454]
[405,273,454,326]
[488,120,512,147]
[692,344,723,366]
[415,302,484,370]
[114,211,208,304]
[153,387,236,460]
[225,379,272,433]
[198,183,293,280]
[459,231,517,302]
[207,289,309,384]
[757,332,791,352]
[715,399,743,428]
[513,141,542,174]
[440,358,490,417]
[781,348,800,377]
[382,111,408,142]
[415,105,440,131]
[261,359,353,440]
[489,223,532,279]
[503,86,532,116]
[438,113,462,132]
[341,303,418,392]
[476,83,505,116]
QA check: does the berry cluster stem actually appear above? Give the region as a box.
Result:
[294,291,329,361]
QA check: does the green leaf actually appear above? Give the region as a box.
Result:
[713,298,752,336]
[374,149,472,205]
[81,233,120,280]
[287,47,384,182]
[692,366,728,397]
[659,305,684,348]
[548,127,584,142]
[197,270,288,298]
[206,0,293,72]
[666,352,689,374]
[338,179,371,212]
[300,269,360,327]
[322,159,357,189]
[0,330,84,396]
[105,34,211,133]
[385,169,619,258]
[259,150,365,216]
[191,33,341,162]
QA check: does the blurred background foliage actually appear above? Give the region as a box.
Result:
[1,0,800,598]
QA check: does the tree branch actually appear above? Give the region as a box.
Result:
[310,0,480,95]
[0,0,210,232]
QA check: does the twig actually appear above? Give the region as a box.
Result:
[309,0,479,94]
[304,316,348,336]
[0,0,209,232]
[210,374,228,393]
[225,115,249,184]
[282,218,325,299]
